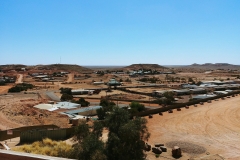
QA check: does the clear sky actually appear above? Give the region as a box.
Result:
[0,0,240,66]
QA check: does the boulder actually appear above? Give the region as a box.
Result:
[144,143,151,151]
[154,143,164,147]
[172,146,182,158]
[152,147,162,154]
[160,146,167,152]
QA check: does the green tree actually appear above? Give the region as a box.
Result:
[96,107,106,120]
[92,121,104,137]
[129,101,145,114]
[59,87,72,95]
[72,120,106,160]
[105,107,150,160]
[97,98,116,120]
[188,77,195,84]
[60,93,73,101]
[160,91,175,105]
[73,134,106,160]
[73,121,90,143]
[75,98,90,107]
[73,107,150,160]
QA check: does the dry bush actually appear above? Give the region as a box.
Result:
[12,138,73,158]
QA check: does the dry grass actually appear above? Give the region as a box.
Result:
[12,138,73,158]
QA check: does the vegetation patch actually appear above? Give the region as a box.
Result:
[12,138,73,158]
[8,83,34,92]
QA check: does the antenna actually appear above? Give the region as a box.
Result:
[60,56,61,64]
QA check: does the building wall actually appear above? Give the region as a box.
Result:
[0,150,73,160]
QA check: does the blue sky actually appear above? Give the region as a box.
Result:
[0,0,240,65]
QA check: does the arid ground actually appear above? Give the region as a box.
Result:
[146,94,240,159]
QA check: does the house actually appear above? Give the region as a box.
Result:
[107,79,121,86]
[34,102,80,111]
[213,91,228,95]
[182,84,198,89]
[63,106,102,116]
[71,89,95,95]
[152,90,173,97]
[173,89,190,95]
[189,88,207,94]
[192,94,216,100]
[93,82,104,85]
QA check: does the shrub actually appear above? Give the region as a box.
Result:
[12,138,73,158]
[8,83,34,92]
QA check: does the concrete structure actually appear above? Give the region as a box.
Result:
[0,150,73,160]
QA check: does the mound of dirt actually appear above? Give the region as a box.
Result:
[185,63,240,70]
[124,64,167,71]
[42,64,93,73]
[166,141,206,154]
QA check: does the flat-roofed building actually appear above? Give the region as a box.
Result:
[192,94,216,100]
[190,88,207,94]
[173,89,190,95]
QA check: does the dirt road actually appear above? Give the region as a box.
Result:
[66,73,74,83]
[147,95,240,159]
[15,74,23,84]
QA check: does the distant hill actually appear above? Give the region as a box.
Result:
[185,63,240,70]
[123,64,167,70]
[0,64,93,73]
[36,64,93,73]
[0,64,27,70]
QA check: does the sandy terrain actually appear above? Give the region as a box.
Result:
[66,73,74,83]
[0,93,70,130]
[146,95,240,159]
[15,74,23,84]
[0,86,12,94]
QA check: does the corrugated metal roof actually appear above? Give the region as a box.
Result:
[192,94,216,99]
[173,89,190,93]
[34,104,54,110]
[190,88,206,91]
[55,102,80,109]
[63,106,102,115]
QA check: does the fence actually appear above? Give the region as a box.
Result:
[133,90,240,117]
[20,127,75,143]
[0,125,59,141]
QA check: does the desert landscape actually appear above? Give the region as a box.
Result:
[0,63,240,159]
